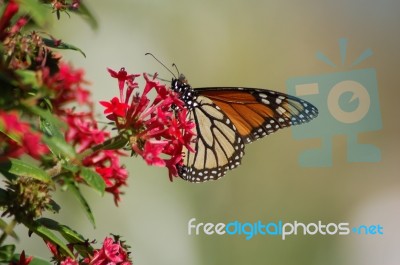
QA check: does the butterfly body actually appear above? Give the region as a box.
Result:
[171,75,318,183]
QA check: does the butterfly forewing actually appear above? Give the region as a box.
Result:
[196,87,318,143]
[179,95,245,182]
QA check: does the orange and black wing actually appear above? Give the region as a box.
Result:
[196,87,318,143]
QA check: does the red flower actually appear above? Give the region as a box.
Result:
[0,111,28,133]
[100,97,129,119]
[60,257,78,265]
[141,140,167,166]
[64,111,107,153]
[103,68,196,180]
[0,0,19,41]
[42,63,91,114]
[85,237,131,265]
[22,132,50,159]
[0,111,49,160]
[9,251,33,265]
[91,150,128,205]
[9,17,27,35]
[107,67,139,102]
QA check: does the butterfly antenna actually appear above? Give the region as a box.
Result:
[172,63,186,82]
[172,63,180,76]
[145,53,176,79]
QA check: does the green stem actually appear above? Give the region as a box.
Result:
[47,134,129,181]
[77,133,129,160]
[0,219,17,246]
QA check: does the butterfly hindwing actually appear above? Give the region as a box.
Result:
[179,95,245,182]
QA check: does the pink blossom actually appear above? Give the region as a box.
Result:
[142,140,168,166]
[0,0,19,41]
[60,257,79,265]
[100,97,129,118]
[103,68,196,180]
[85,237,131,265]
[0,111,49,160]
[107,67,139,102]
[22,132,50,159]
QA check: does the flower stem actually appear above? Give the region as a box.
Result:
[0,219,17,246]
[77,133,129,160]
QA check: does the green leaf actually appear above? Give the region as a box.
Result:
[40,114,64,140]
[24,221,74,257]
[62,164,79,174]
[0,159,51,183]
[22,105,75,159]
[80,167,105,195]
[0,219,19,240]
[102,134,129,150]
[36,218,93,256]
[36,218,84,241]
[71,2,98,30]
[65,180,96,228]
[0,120,22,144]
[46,199,61,214]
[0,245,15,262]
[19,0,50,28]
[42,135,76,160]
[43,38,86,57]
[14,70,40,88]
[23,105,65,131]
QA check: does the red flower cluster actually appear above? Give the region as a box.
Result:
[46,236,131,265]
[85,149,128,204]
[42,63,127,204]
[84,237,131,265]
[42,63,92,114]
[101,68,195,180]
[0,111,49,161]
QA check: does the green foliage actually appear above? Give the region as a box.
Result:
[64,179,96,228]
[80,167,106,196]
[19,0,51,27]
[42,38,86,58]
[24,221,75,257]
[0,245,15,263]
[0,159,51,183]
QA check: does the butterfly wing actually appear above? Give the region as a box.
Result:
[196,87,318,143]
[179,95,245,182]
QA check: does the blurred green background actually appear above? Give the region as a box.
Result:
[13,0,400,264]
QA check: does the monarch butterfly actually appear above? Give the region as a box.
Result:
[170,74,318,183]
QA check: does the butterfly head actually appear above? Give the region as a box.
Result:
[170,74,198,109]
[171,74,188,90]
[178,73,187,83]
